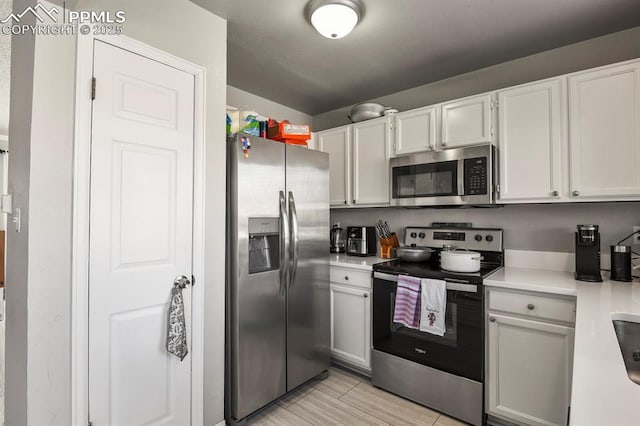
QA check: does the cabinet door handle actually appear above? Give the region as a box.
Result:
[572,190,580,197]
[344,276,349,280]
[552,190,559,196]
[363,293,368,298]
[527,304,535,310]
[489,316,496,323]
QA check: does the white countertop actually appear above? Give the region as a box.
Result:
[329,254,389,271]
[570,278,640,426]
[484,267,578,296]
[486,266,640,425]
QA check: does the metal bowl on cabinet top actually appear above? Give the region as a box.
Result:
[348,102,387,122]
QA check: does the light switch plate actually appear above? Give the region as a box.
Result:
[1,193,12,214]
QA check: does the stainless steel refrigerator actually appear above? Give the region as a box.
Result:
[226,134,330,424]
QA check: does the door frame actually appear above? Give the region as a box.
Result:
[71,34,206,426]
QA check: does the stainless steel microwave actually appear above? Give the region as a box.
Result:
[390,144,496,207]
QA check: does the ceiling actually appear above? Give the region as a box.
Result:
[192,0,640,115]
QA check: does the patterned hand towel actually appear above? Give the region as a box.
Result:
[419,278,447,336]
[167,285,188,361]
[393,275,422,329]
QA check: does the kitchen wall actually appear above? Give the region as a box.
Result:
[314,26,640,130]
[0,0,9,136]
[6,0,227,424]
[331,202,640,253]
[228,85,313,127]
[5,0,35,423]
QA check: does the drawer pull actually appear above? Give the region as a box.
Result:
[489,317,496,323]
[345,276,349,280]
[527,304,535,310]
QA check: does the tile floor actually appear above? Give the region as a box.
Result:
[0,330,466,426]
[247,365,468,426]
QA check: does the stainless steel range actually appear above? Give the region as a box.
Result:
[371,225,504,426]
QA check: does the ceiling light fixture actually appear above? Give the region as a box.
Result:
[307,0,362,39]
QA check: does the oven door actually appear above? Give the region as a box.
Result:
[372,272,483,382]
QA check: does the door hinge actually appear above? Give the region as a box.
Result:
[490,100,494,110]
[191,275,196,287]
[495,184,500,194]
[88,421,93,426]
[496,99,499,109]
[91,77,96,100]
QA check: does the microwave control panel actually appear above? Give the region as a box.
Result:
[464,157,488,195]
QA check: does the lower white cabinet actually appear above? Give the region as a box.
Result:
[486,288,575,426]
[329,266,372,372]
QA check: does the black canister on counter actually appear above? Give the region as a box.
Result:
[610,245,632,282]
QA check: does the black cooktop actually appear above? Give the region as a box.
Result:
[373,258,503,284]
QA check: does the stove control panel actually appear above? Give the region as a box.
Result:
[405,227,503,252]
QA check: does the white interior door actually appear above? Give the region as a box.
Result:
[88,40,195,425]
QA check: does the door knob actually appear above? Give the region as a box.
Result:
[527,304,535,310]
[363,293,368,298]
[552,190,559,197]
[489,317,496,323]
[572,190,580,197]
[344,276,349,280]
[174,275,191,289]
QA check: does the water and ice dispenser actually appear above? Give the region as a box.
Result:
[248,217,280,274]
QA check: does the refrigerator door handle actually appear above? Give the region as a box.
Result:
[288,191,299,291]
[279,191,289,296]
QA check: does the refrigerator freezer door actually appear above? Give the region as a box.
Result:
[229,135,287,420]
[285,145,331,391]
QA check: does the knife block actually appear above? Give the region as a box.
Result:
[379,233,399,259]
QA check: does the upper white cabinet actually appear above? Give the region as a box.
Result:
[317,117,391,208]
[441,93,495,149]
[568,62,640,200]
[317,125,350,206]
[393,106,437,156]
[352,117,391,205]
[498,78,565,203]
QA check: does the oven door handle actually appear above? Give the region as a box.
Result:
[373,272,478,293]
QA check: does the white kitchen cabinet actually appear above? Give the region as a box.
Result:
[497,78,566,202]
[352,117,391,205]
[440,93,494,149]
[318,117,391,208]
[393,106,437,156]
[486,289,575,426]
[330,266,372,372]
[317,125,351,206]
[568,61,640,200]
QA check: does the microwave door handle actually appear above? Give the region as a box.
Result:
[457,158,465,196]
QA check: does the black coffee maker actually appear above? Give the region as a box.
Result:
[575,224,602,282]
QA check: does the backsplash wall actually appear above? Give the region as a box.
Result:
[331,202,640,253]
